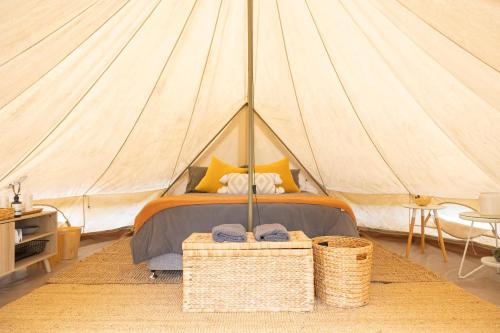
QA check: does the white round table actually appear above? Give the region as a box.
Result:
[402,203,447,262]
[458,212,500,278]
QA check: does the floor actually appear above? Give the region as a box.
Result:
[0,237,116,308]
[0,232,499,308]
[367,232,500,305]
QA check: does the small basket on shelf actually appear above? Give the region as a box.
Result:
[313,236,373,308]
[0,208,14,221]
[15,239,49,262]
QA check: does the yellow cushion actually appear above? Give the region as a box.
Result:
[195,157,247,193]
[255,157,300,193]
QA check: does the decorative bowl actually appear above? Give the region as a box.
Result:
[413,195,431,206]
[21,226,39,236]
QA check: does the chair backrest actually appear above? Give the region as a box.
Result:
[438,203,487,240]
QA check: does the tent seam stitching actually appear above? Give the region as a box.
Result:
[342,0,500,187]
[0,0,100,68]
[168,0,225,187]
[0,0,162,184]
[0,0,130,110]
[393,0,500,74]
[275,0,328,194]
[304,0,411,194]
[371,0,500,114]
[84,0,201,195]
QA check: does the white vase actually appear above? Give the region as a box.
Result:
[23,192,33,212]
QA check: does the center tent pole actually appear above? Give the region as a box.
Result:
[247,0,255,232]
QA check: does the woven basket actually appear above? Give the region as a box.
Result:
[0,208,14,221]
[313,236,373,308]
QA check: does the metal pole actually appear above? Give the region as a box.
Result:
[247,0,255,231]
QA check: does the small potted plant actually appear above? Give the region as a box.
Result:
[493,248,500,263]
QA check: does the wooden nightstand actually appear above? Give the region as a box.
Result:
[0,211,57,278]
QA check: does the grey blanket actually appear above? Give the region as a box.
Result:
[212,224,247,242]
[131,194,358,264]
[254,223,289,241]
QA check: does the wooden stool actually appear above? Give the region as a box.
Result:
[402,204,447,262]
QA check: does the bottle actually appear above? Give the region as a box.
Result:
[11,194,23,217]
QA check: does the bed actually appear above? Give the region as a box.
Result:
[131,193,358,270]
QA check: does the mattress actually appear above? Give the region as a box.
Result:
[131,193,358,264]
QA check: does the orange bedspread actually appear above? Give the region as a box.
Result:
[134,194,356,232]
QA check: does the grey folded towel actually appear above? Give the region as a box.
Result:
[212,224,247,243]
[254,223,289,242]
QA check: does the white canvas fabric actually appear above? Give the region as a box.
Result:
[0,0,499,239]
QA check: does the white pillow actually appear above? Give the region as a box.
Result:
[218,173,284,194]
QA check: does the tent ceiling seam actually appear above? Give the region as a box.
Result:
[0,0,131,111]
[0,0,100,68]
[342,0,500,186]
[275,0,327,193]
[84,0,200,195]
[304,0,411,194]
[371,0,500,114]
[393,0,500,75]
[168,0,224,185]
[0,0,161,184]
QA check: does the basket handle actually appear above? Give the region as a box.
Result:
[356,253,368,261]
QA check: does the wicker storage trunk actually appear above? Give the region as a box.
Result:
[313,236,373,308]
[182,231,314,312]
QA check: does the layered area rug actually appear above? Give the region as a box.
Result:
[0,282,498,332]
[47,237,441,284]
[1,237,498,332]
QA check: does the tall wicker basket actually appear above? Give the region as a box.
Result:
[313,236,373,308]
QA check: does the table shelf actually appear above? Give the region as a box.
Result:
[17,231,55,244]
[481,256,500,269]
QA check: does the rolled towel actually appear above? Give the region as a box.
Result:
[212,224,247,243]
[254,223,289,242]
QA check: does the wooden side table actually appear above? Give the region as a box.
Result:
[402,204,447,262]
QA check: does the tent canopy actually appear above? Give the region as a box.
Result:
[1,0,499,234]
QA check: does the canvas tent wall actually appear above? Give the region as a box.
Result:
[0,0,499,244]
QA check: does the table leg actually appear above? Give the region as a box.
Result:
[492,223,500,274]
[43,259,52,273]
[406,208,416,258]
[433,209,448,262]
[420,209,426,253]
[458,221,485,278]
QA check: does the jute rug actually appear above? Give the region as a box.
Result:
[0,282,498,332]
[48,237,440,285]
[48,237,182,284]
